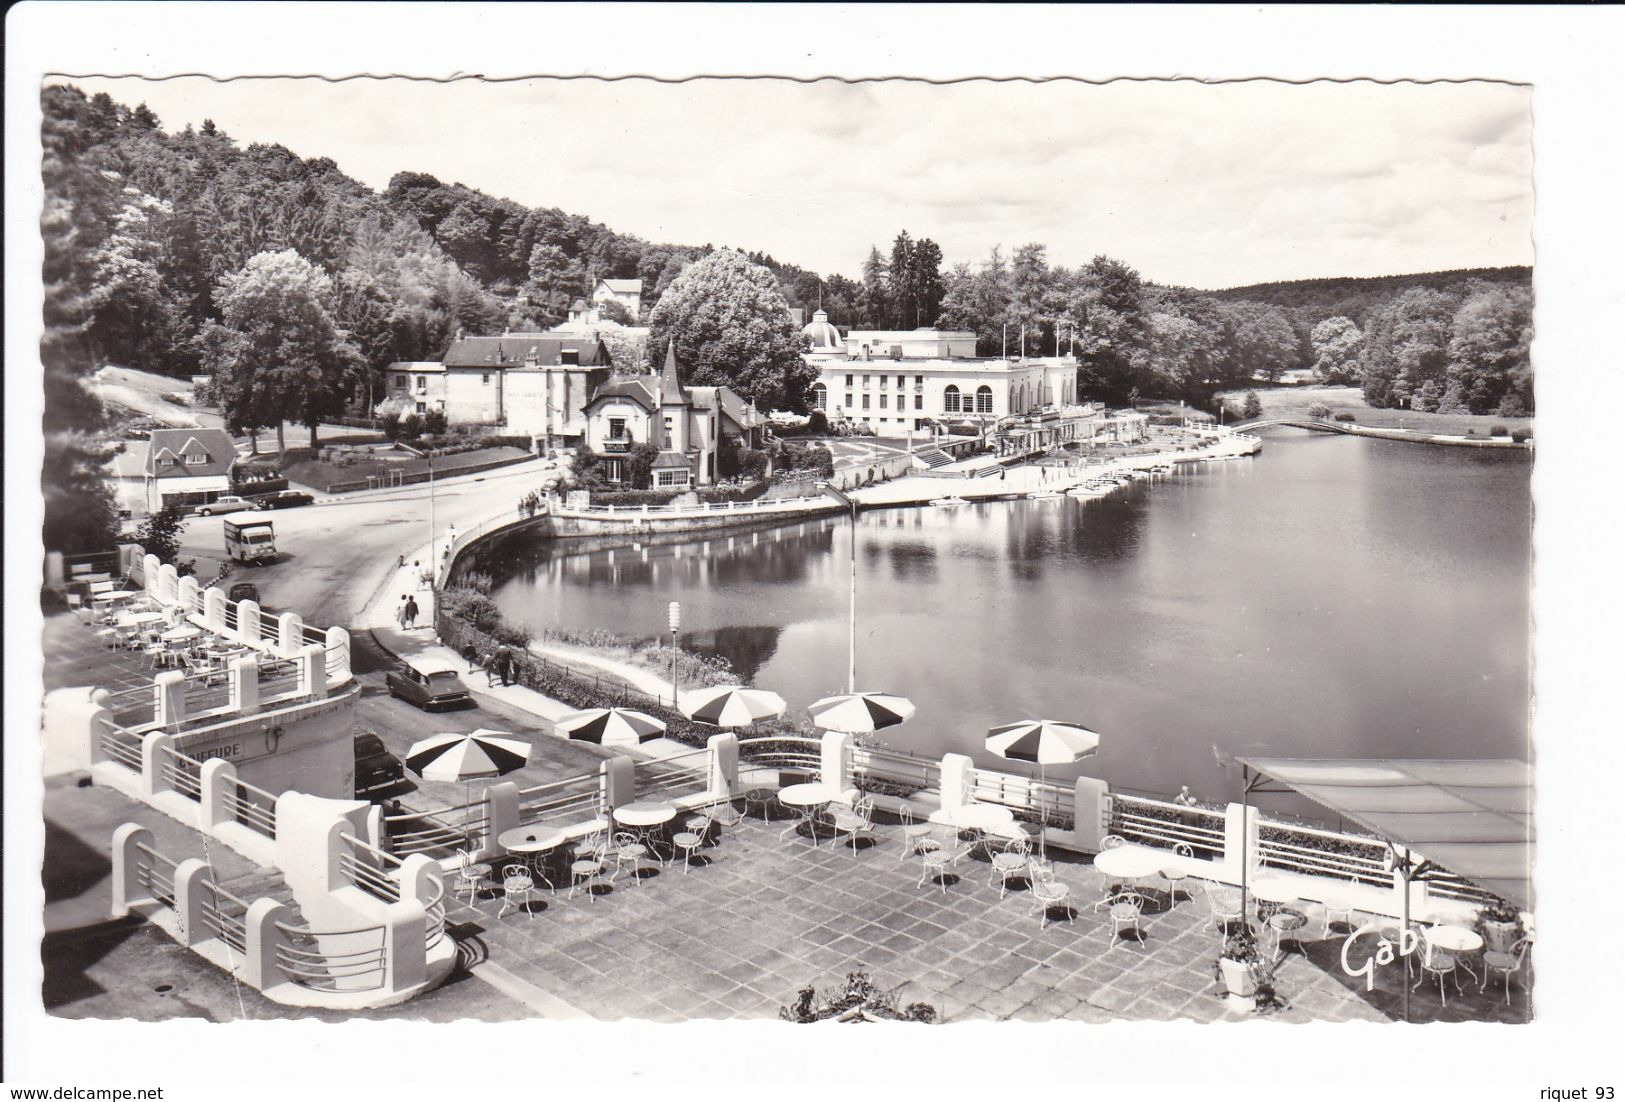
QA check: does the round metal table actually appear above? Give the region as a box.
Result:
[777,783,837,843]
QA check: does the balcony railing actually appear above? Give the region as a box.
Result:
[601,438,632,454]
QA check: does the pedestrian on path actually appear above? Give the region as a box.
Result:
[404,595,420,629]
[396,595,409,630]
[494,644,515,686]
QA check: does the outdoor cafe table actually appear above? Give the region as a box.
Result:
[1093,844,1166,883]
[613,801,678,860]
[498,825,569,879]
[777,783,838,843]
[1423,924,1485,980]
[1249,876,1305,920]
[160,625,204,644]
[118,611,165,628]
[91,590,137,605]
[931,803,1024,855]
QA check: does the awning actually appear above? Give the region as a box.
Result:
[1236,757,1533,911]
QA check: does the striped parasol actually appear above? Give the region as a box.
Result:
[556,707,666,747]
[405,729,532,782]
[985,720,1102,858]
[678,685,788,728]
[808,691,916,734]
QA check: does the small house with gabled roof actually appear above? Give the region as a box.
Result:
[144,427,239,512]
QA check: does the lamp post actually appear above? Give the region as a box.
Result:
[668,601,681,707]
[426,452,436,579]
[817,482,859,694]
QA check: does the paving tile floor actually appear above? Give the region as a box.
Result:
[446,810,1534,1024]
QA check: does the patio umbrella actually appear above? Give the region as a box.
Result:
[678,685,787,728]
[405,728,532,845]
[556,707,666,747]
[808,691,916,734]
[985,719,1102,857]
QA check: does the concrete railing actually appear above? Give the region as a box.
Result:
[110,822,448,1008]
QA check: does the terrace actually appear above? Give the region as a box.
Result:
[442,802,1531,1024]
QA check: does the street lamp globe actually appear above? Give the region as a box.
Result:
[668,601,681,633]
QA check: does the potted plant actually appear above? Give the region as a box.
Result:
[1212,930,1289,1015]
[1473,897,1526,953]
[779,971,938,1023]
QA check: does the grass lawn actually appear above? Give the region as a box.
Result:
[1219,385,1534,438]
[281,445,530,491]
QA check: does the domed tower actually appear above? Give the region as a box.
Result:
[801,308,843,354]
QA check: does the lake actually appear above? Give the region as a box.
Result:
[483,431,1533,816]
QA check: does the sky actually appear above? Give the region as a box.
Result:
[51,74,1533,291]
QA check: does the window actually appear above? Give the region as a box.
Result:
[393,374,407,388]
[158,456,175,468]
[603,459,623,484]
[915,394,923,410]
[915,375,924,389]
[879,394,888,409]
[185,453,207,466]
[414,374,426,392]
[976,385,994,414]
[862,375,871,388]
[845,373,853,386]
[844,393,853,408]
[944,385,961,413]
[812,384,827,410]
[656,469,691,488]
[609,417,627,439]
[663,415,674,439]
[897,374,905,390]
[416,401,427,414]
[482,373,491,385]
[861,394,870,410]
[561,350,579,365]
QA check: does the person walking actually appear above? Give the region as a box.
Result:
[494,644,514,686]
[404,595,420,629]
[396,595,410,630]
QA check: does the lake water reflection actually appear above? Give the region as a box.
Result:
[484,431,1532,815]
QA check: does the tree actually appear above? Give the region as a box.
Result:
[1068,255,1148,405]
[595,298,635,325]
[860,246,890,329]
[1309,316,1363,385]
[133,505,189,564]
[645,250,816,411]
[888,232,916,328]
[910,237,945,328]
[592,320,648,375]
[625,441,660,489]
[1225,301,1300,382]
[211,249,364,451]
[1447,286,1532,414]
[1242,390,1263,419]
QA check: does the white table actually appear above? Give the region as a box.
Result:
[1423,924,1484,953]
[498,825,569,881]
[118,611,165,628]
[160,626,204,643]
[1093,845,1167,880]
[613,801,678,861]
[91,590,137,605]
[933,803,1018,834]
[777,783,836,843]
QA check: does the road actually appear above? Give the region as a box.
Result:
[176,457,562,628]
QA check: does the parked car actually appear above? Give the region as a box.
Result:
[385,661,474,711]
[228,582,260,604]
[354,731,406,798]
[257,490,315,510]
[196,495,255,517]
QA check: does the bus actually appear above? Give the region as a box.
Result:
[223,516,277,565]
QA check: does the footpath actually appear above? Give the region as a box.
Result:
[359,543,693,758]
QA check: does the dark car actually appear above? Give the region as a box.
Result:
[257,490,315,510]
[354,731,406,798]
[385,661,474,711]
[228,582,260,604]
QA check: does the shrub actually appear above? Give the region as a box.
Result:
[1490,424,1509,437]
[491,621,533,648]
[400,413,423,439]
[1241,391,1263,419]
[1306,403,1331,420]
[422,409,449,435]
[1511,429,1532,443]
[1334,412,1357,423]
[807,410,829,435]
[380,411,403,441]
[133,506,188,564]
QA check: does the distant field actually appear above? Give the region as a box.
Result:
[1220,386,1534,437]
